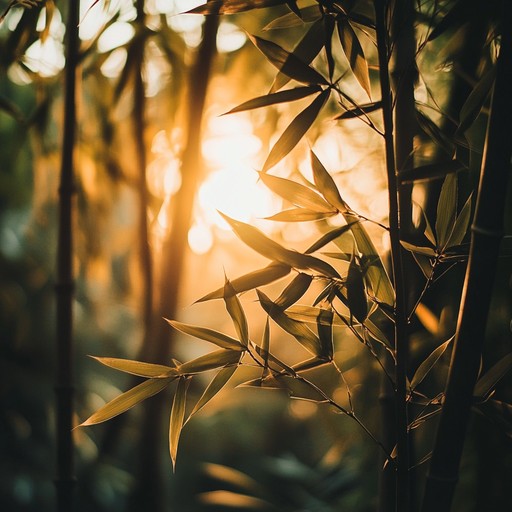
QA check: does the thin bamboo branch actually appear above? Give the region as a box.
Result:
[421,3,512,511]
[55,1,79,511]
[374,1,410,510]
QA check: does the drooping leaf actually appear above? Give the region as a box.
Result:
[346,258,368,322]
[169,377,190,470]
[316,306,334,360]
[179,349,241,375]
[258,290,323,357]
[446,193,472,248]
[275,272,313,309]
[337,18,371,98]
[263,89,330,171]
[474,353,512,401]
[421,207,437,247]
[258,171,335,212]
[400,241,436,257]
[166,320,243,351]
[334,101,382,120]
[270,18,327,92]
[398,160,466,184]
[187,0,287,15]
[410,337,453,390]
[248,34,328,86]
[224,85,322,115]
[90,356,178,378]
[310,150,346,211]
[305,224,355,254]
[265,208,337,222]
[79,377,175,427]
[223,278,249,347]
[197,262,291,302]
[188,366,238,420]
[221,213,340,278]
[435,172,458,249]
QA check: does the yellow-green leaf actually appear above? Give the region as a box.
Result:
[178,350,242,375]
[169,377,190,470]
[266,208,337,222]
[446,193,472,248]
[90,356,178,378]
[436,173,457,250]
[410,337,453,390]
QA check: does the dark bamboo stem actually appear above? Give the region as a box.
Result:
[375,1,410,510]
[421,3,512,511]
[55,1,79,511]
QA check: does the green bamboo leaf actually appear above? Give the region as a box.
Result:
[337,19,371,98]
[165,320,243,351]
[224,86,321,115]
[275,272,313,309]
[178,350,242,375]
[263,5,321,30]
[258,290,323,357]
[400,241,436,257]
[187,0,287,14]
[248,34,328,86]
[90,356,178,378]
[474,353,512,401]
[169,377,190,470]
[398,160,466,184]
[306,224,355,254]
[421,207,437,247]
[188,366,238,420]
[458,67,496,134]
[436,173,458,249]
[258,171,335,212]
[334,101,382,120]
[346,258,368,322]
[263,89,330,171]
[197,262,291,302]
[79,377,175,427]
[271,18,327,92]
[446,194,472,248]
[410,337,453,390]
[221,213,340,278]
[223,278,249,347]
[265,208,336,222]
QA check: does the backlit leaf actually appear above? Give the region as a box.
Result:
[275,272,313,309]
[400,241,436,257]
[224,85,321,115]
[263,5,321,30]
[474,353,512,400]
[178,350,241,375]
[90,356,178,378]
[169,377,190,470]
[223,278,249,347]
[197,262,291,302]
[265,208,336,221]
[416,110,454,155]
[310,150,346,211]
[306,224,355,254]
[263,89,330,171]
[334,101,382,120]
[166,320,243,351]
[337,19,371,98]
[187,0,287,15]
[203,463,264,495]
[446,193,472,248]
[346,258,368,322]
[79,377,175,427]
[410,337,453,390]
[436,173,457,249]
[199,490,276,509]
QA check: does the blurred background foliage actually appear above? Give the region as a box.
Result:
[0,0,511,511]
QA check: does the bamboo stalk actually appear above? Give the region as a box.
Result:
[374,1,410,510]
[55,1,79,511]
[421,3,512,511]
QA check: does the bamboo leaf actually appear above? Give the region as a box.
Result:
[169,377,190,471]
[221,213,340,278]
[197,262,291,302]
[337,18,371,98]
[258,290,323,357]
[258,171,335,212]
[310,150,346,211]
[223,278,249,347]
[416,109,455,155]
[421,207,437,247]
[306,224,355,254]
[287,305,344,326]
[334,101,382,120]
[249,34,328,86]
[427,0,465,41]
[178,350,242,375]
[188,366,238,420]
[263,89,330,171]
[446,194,472,248]
[224,85,321,115]
[400,241,436,257]
[435,172,458,249]
[316,306,334,360]
[202,463,265,495]
[187,0,287,14]
[265,208,336,221]
[275,272,313,309]
[410,337,453,390]
[90,356,178,378]
[79,377,175,427]
[263,5,321,29]
[346,258,368,322]
[474,353,512,400]
[165,320,243,351]
[398,160,466,184]
[199,490,276,509]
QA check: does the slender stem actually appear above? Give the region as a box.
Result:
[374,1,410,510]
[55,1,79,511]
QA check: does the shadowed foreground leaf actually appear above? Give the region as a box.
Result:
[474,353,512,401]
[187,0,286,15]
[275,272,313,309]
[346,258,368,322]
[435,173,457,250]
[169,377,190,470]
[410,337,453,391]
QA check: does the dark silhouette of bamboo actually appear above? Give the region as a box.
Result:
[55,1,79,511]
[421,3,512,511]
[128,13,219,512]
[375,1,410,510]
